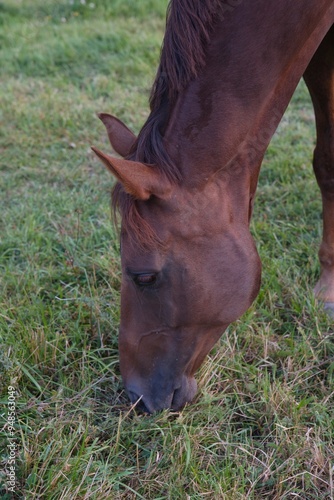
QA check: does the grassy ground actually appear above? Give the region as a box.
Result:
[1,0,333,498]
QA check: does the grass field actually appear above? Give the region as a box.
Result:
[1,1,334,498]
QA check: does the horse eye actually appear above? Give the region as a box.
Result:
[133,273,157,287]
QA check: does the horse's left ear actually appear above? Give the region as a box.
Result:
[98,113,136,158]
[91,147,172,201]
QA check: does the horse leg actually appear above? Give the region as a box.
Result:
[304,25,334,315]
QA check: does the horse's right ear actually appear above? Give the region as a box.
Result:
[91,147,173,201]
[98,113,136,158]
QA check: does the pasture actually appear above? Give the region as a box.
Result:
[1,0,333,498]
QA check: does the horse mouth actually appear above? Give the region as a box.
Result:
[127,390,178,414]
[127,377,197,414]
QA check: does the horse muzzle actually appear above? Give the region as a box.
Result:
[126,375,197,414]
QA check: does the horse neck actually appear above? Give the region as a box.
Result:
[164,0,334,193]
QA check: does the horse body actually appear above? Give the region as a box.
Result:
[92,0,334,413]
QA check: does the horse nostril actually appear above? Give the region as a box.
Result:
[171,387,184,411]
[128,390,140,403]
[128,391,151,414]
[136,399,151,414]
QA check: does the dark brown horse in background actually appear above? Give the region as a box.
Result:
[92,0,334,413]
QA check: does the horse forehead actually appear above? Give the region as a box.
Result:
[132,182,229,247]
[177,181,224,211]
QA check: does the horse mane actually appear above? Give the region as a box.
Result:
[112,0,223,248]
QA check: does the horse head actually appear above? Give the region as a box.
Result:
[92,114,261,413]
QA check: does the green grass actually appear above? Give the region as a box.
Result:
[1,1,333,498]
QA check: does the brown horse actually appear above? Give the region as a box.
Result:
[92,0,334,413]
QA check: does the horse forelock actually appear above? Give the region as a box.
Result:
[112,183,164,250]
[112,0,223,248]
